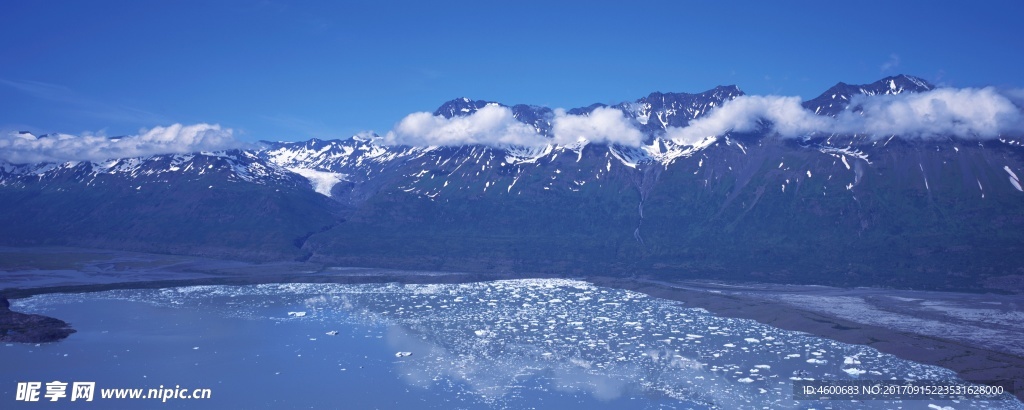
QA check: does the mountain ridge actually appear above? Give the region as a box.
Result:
[2,74,1023,292]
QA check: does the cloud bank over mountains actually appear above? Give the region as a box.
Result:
[664,95,828,145]
[383,105,644,148]
[0,123,240,163]
[672,87,1024,143]
[387,86,1024,148]
[837,87,1024,138]
[3,86,1023,164]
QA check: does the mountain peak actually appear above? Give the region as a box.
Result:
[873,74,934,93]
[433,97,496,118]
[803,74,934,116]
[711,84,744,94]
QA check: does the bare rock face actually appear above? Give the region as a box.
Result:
[0,296,76,343]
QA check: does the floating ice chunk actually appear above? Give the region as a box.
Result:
[395,351,412,358]
[325,331,339,336]
[744,338,760,343]
[737,377,754,383]
[843,368,866,376]
[287,311,306,317]
[806,358,827,365]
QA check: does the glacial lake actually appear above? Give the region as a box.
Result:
[2,279,1020,409]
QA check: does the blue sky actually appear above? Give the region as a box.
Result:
[2,0,1022,142]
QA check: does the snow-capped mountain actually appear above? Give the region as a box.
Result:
[250,85,749,202]
[2,75,1023,292]
[802,74,934,116]
[431,86,744,140]
[0,147,306,190]
[0,76,936,201]
[0,146,335,262]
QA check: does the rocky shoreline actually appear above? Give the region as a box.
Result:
[0,296,76,343]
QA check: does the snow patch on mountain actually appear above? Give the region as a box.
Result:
[609,137,719,168]
[286,167,347,197]
[818,146,871,164]
[1005,166,1023,192]
[505,144,554,165]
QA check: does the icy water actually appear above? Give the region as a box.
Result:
[2,279,1020,409]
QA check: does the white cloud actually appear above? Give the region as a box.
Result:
[834,87,1023,138]
[382,87,1024,150]
[551,107,644,146]
[383,105,647,148]
[0,123,241,163]
[664,95,828,144]
[383,104,545,147]
[664,87,1024,143]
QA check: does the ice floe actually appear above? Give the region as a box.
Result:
[18,279,1022,409]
